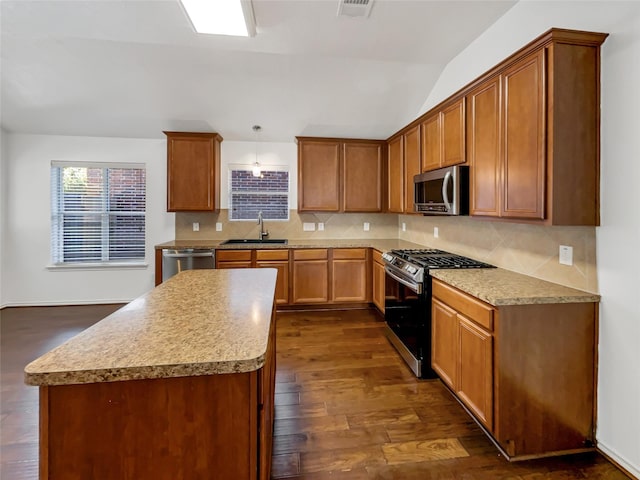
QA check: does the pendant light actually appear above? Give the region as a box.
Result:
[252,125,262,177]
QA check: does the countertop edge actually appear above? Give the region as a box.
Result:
[25,354,267,387]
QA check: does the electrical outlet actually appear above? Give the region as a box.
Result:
[433,227,439,238]
[559,245,573,266]
[364,222,370,232]
[318,223,324,231]
[192,222,199,232]
[402,222,406,232]
[215,222,222,232]
[303,222,316,232]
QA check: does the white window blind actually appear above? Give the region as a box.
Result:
[50,162,146,265]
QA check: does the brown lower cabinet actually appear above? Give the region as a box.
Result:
[204,247,373,307]
[291,249,329,304]
[216,249,288,305]
[39,319,276,480]
[256,250,289,305]
[331,248,370,303]
[431,278,597,460]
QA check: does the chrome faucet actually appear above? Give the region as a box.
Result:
[257,211,269,241]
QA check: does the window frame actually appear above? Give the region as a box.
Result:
[49,161,148,269]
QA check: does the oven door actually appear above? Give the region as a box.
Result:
[383,268,436,379]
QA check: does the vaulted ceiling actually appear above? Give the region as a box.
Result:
[1,0,516,142]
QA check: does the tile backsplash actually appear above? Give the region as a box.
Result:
[176,210,398,241]
[399,214,597,293]
[176,211,598,293]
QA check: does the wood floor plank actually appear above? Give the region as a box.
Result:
[346,407,421,428]
[300,445,387,474]
[382,438,470,465]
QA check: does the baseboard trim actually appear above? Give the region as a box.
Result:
[597,443,640,479]
[1,299,133,309]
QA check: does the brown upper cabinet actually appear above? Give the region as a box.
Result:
[421,97,466,172]
[387,124,421,214]
[165,132,222,212]
[388,28,607,226]
[297,137,385,212]
[386,135,404,213]
[466,29,608,225]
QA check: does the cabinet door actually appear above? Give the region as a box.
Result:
[457,316,493,430]
[292,260,329,304]
[166,132,221,212]
[298,140,341,212]
[332,249,368,303]
[441,98,466,167]
[256,261,289,305]
[343,143,383,212]
[431,298,458,389]
[372,258,385,313]
[387,136,404,213]
[403,125,421,213]
[421,113,441,172]
[468,77,502,217]
[502,50,546,219]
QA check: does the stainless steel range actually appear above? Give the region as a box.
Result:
[382,248,495,378]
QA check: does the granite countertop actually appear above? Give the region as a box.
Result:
[155,238,424,252]
[24,269,277,387]
[430,269,600,306]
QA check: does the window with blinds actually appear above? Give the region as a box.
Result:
[50,162,146,265]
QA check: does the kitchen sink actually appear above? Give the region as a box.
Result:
[220,239,288,245]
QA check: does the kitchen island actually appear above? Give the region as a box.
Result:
[24,269,277,480]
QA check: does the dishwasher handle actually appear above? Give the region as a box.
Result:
[162,250,214,258]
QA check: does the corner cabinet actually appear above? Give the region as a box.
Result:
[432,278,597,460]
[297,137,385,212]
[165,132,222,212]
[467,29,608,225]
[387,124,421,214]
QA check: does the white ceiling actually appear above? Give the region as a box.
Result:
[0,0,516,142]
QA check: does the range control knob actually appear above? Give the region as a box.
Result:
[405,265,417,274]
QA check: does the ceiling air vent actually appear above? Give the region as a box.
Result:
[337,0,374,18]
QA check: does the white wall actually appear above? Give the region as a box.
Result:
[0,129,7,307]
[219,141,298,210]
[421,1,640,475]
[2,133,175,306]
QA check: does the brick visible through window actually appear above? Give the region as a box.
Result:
[229,168,289,220]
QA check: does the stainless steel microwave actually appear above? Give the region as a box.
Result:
[414,165,469,215]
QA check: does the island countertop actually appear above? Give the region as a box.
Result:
[24,269,277,387]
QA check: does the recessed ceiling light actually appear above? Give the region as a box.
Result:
[180,0,256,37]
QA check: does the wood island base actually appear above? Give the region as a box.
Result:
[39,363,275,480]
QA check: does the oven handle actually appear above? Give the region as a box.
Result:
[384,267,423,295]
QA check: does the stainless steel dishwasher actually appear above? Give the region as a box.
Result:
[161,248,215,282]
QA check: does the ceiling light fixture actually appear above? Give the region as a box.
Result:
[179,0,256,37]
[252,125,262,178]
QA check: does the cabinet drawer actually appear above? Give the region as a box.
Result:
[333,248,367,260]
[372,249,383,265]
[432,279,494,331]
[255,249,289,261]
[216,250,252,262]
[293,249,328,261]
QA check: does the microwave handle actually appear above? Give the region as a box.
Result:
[442,170,452,212]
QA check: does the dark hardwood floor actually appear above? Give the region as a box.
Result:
[0,305,630,479]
